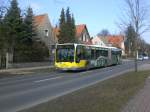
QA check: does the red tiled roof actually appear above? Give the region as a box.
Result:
[76,24,86,37]
[33,14,46,26]
[53,27,59,36]
[52,27,59,41]
[106,35,124,48]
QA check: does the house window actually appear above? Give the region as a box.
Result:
[79,37,82,41]
[86,37,88,42]
[86,35,88,42]
[44,29,49,37]
[81,35,83,41]
[83,34,86,41]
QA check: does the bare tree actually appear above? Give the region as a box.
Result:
[97,29,110,37]
[119,0,150,72]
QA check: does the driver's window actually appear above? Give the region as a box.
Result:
[76,46,81,62]
[77,48,81,58]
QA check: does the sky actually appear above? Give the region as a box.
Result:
[16,0,150,44]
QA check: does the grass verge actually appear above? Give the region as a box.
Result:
[20,70,150,112]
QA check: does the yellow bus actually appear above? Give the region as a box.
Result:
[54,43,122,71]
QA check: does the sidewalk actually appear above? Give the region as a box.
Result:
[0,65,53,73]
[122,64,150,112]
[139,63,150,71]
[0,65,54,78]
[122,78,150,112]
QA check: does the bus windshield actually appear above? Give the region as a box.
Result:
[56,45,74,62]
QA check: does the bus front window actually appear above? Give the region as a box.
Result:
[56,48,74,62]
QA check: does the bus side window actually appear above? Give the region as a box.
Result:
[100,50,108,57]
[69,49,74,62]
[96,50,100,59]
[76,46,91,61]
[77,49,80,57]
[91,49,95,60]
[82,46,86,60]
[85,49,91,60]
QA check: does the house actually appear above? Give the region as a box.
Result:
[33,14,56,47]
[93,35,126,55]
[52,26,59,43]
[105,35,126,55]
[33,14,56,61]
[92,36,107,46]
[76,24,92,45]
[53,24,92,45]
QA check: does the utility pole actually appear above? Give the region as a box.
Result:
[134,50,138,72]
[134,0,139,72]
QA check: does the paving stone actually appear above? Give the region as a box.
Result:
[122,79,150,112]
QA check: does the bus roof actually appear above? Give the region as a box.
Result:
[56,43,121,51]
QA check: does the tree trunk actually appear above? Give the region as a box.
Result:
[0,54,1,69]
[6,52,9,69]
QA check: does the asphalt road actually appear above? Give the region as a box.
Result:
[0,60,149,112]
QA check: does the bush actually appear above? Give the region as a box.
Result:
[14,41,49,62]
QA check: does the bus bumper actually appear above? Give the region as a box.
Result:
[55,67,86,71]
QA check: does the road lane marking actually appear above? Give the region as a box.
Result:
[78,68,114,76]
[34,76,63,83]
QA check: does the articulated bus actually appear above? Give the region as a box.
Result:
[54,43,122,70]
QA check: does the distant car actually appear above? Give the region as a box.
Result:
[143,56,149,60]
[137,55,144,61]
